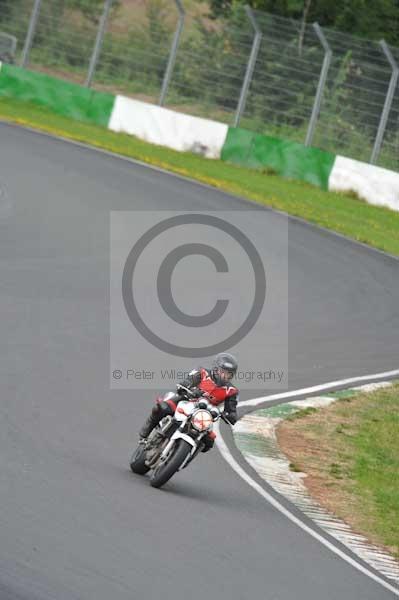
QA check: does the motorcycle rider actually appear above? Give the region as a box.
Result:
[139,352,239,453]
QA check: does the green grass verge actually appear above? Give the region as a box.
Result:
[348,385,399,556]
[1,97,399,256]
[279,383,399,558]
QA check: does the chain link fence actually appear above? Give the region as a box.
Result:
[1,0,398,172]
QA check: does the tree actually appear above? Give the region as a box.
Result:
[206,0,399,46]
[69,0,120,25]
[0,0,23,25]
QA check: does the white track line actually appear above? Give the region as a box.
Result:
[239,369,399,408]
[216,368,399,597]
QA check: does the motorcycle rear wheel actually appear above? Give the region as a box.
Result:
[130,443,150,475]
[150,439,191,488]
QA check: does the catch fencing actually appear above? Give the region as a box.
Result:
[1,0,398,171]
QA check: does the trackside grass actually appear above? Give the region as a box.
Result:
[1,97,399,256]
[277,383,399,559]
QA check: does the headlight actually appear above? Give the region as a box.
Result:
[191,409,213,432]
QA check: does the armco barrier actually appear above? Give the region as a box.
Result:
[1,65,398,211]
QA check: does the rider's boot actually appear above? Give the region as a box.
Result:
[139,400,176,440]
[139,415,158,440]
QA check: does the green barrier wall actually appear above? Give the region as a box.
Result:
[0,64,114,127]
[221,127,336,190]
[0,65,337,191]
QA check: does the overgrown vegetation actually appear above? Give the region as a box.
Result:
[208,0,399,48]
[0,0,397,171]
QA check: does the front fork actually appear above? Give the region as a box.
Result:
[159,427,206,470]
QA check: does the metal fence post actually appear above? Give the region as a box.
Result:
[159,0,185,106]
[370,40,399,165]
[234,6,262,128]
[20,0,42,68]
[305,23,332,147]
[85,0,113,87]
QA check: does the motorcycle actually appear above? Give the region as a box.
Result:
[129,385,231,488]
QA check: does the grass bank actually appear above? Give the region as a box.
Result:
[1,97,399,256]
[277,383,399,559]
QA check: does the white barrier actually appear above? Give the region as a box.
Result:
[329,155,399,211]
[108,94,399,211]
[108,95,228,159]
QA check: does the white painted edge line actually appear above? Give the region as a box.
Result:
[239,368,399,408]
[216,368,399,597]
[236,383,399,583]
[1,119,399,265]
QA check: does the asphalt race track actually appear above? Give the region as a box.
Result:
[1,121,399,600]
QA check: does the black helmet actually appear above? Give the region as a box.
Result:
[211,352,238,385]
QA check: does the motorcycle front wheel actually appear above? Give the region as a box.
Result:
[150,439,192,488]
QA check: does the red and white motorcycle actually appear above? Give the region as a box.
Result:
[130,385,230,488]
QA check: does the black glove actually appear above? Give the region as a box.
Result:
[201,437,215,453]
[222,411,237,425]
[176,385,201,399]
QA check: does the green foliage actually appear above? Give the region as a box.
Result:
[289,462,302,472]
[68,0,108,24]
[95,0,171,91]
[207,0,399,46]
[0,0,24,27]
[171,5,249,109]
[4,0,397,170]
[286,407,317,420]
[329,462,343,478]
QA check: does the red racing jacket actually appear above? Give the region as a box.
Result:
[179,367,239,415]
